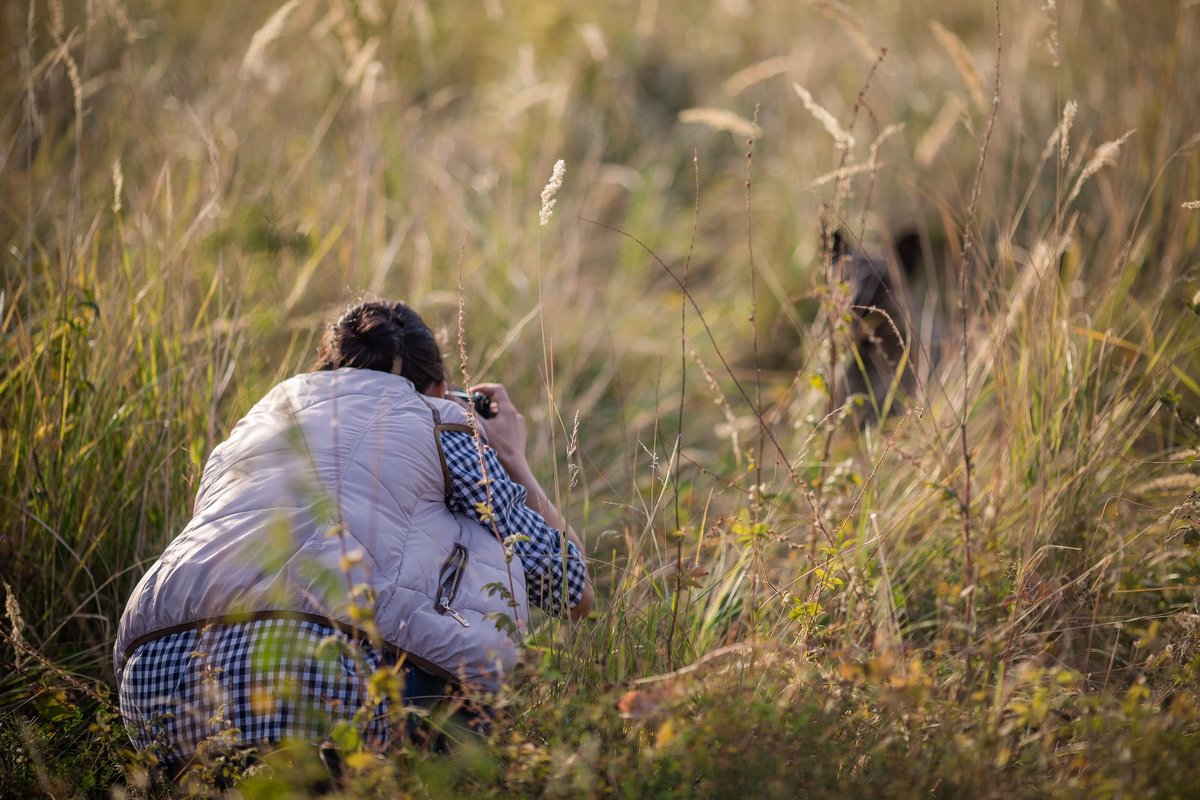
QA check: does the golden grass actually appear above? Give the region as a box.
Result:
[929,19,987,112]
[3,0,1200,795]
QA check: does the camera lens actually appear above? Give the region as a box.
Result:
[471,392,496,419]
[449,389,496,419]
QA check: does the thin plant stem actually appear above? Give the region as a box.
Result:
[959,0,1003,633]
[666,151,700,667]
[745,108,764,641]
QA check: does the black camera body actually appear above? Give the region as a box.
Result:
[447,389,497,419]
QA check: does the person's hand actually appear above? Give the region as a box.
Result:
[470,383,528,472]
[465,382,593,619]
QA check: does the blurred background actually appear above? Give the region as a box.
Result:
[3,1,1200,795]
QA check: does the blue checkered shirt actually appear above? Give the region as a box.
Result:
[439,429,587,617]
[119,618,390,762]
[118,426,587,761]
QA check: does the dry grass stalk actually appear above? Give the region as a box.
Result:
[692,350,744,464]
[724,56,795,95]
[930,20,987,112]
[807,125,899,189]
[868,123,904,165]
[792,83,854,151]
[808,162,873,189]
[345,37,380,87]
[953,0,1003,632]
[1059,100,1077,171]
[1134,474,1200,496]
[8,2,1200,792]
[1039,100,1077,166]
[5,582,26,668]
[811,0,876,61]
[965,210,1076,389]
[111,158,123,215]
[576,24,609,61]
[97,0,139,43]
[678,107,763,139]
[915,94,965,167]
[540,159,566,226]
[1065,130,1136,206]
[241,0,304,78]
[48,0,65,38]
[1042,0,1062,66]
[328,0,366,65]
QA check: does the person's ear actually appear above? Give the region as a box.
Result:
[426,379,449,398]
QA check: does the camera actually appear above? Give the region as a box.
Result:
[447,389,497,419]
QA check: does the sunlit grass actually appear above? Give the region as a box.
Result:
[3,0,1200,796]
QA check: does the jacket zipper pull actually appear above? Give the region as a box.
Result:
[438,596,470,627]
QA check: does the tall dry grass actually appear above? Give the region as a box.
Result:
[3,0,1200,796]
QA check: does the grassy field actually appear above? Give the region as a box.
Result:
[3,0,1200,796]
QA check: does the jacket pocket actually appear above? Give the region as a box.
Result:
[435,544,470,627]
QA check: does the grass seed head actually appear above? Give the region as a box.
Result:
[793,83,855,151]
[678,107,763,139]
[930,20,987,111]
[539,159,566,226]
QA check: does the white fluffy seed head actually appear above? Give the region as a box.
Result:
[793,83,854,151]
[1065,129,1135,207]
[539,159,566,226]
[112,158,124,215]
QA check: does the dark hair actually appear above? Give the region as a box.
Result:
[314,300,446,392]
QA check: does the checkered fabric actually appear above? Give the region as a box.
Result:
[440,429,588,617]
[118,619,388,763]
[118,426,586,762]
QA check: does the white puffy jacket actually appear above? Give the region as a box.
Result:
[114,368,527,691]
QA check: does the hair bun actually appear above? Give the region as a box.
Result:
[314,299,445,388]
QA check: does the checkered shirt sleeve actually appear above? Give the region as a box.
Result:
[439,429,586,617]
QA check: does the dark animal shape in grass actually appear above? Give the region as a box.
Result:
[829,229,942,422]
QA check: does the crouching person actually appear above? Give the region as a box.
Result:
[114,299,593,780]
